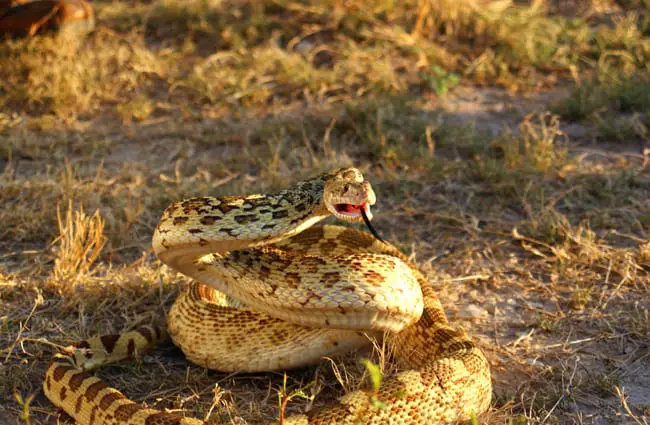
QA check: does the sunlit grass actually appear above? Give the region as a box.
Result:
[1,0,649,119]
[1,1,649,424]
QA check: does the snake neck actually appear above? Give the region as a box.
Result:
[152,172,336,272]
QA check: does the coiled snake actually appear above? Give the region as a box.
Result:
[44,167,492,424]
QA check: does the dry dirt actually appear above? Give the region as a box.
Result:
[1,83,649,425]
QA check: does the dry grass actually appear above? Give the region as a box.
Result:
[1,0,649,120]
[1,0,649,424]
[50,201,107,292]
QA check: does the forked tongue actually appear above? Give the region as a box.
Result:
[361,206,385,243]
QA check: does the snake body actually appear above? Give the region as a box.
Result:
[44,168,492,424]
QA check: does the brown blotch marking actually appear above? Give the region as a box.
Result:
[258,265,271,280]
[99,392,123,410]
[199,215,222,225]
[322,272,340,288]
[294,202,307,212]
[262,223,276,230]
[272,210,289,219]
[218,227,237,236]
[52,364,74,382]
[75,392,84,413]
[138,327,154,344]
[161,238,170,249]
[299,291,322,306]
[289,210,314,226]
[216,203,239,214]
[244,255,255,268]
[303,256,327,273]
[100,334,120,354]
[340,228,375,248]
[274,193,291,207]
[188,228,203,234]
[308,292,323,302]
[59,386,67,401]
[275,256,293,269]
[271,328,289,344]
[45,375,52,391]
[198,238,209,246]
[68,371,91,392]
[431,327,462,344]
[418,310,444,329]
[444,339,476,354]
[349,259,365,271]
[303,257,327,266]
[285,272,301,288]
[234,214,258,225]
[363,270,384,283]
[303,225,325,240]
[320,240,339,255]
[172,216,189,225]
[144,412,184,425]
[114,403,142,421]
[74,340,91,349]
[88,405,98,425]
[85,381,110,402]
[127,339,136,356]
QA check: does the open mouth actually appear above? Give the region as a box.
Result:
[334,203,385,242]
[334,203,368,217]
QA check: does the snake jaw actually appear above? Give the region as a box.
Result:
[323,168,376,223]
[334,202,372,219]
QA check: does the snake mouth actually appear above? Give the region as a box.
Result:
[332,202,385,242]
[334,203,368,218]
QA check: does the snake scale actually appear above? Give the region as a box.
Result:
[44,167,492,424]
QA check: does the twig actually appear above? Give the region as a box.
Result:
[616,386,648,425]
[431,274,490,283]
[541,356,579,423]
[2,295,42,363]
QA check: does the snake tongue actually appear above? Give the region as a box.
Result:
[334,203,385,242]
[361,206,385,243]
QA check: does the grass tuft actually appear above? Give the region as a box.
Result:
[51,201,107,292]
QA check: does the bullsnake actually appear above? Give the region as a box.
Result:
[44,167,492,424]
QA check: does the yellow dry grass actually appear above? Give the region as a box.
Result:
[1,1,649,424]
[51,201,107,291]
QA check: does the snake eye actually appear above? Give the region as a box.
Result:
[343,184,350,194]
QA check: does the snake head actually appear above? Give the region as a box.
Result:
[323,168,376,223]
